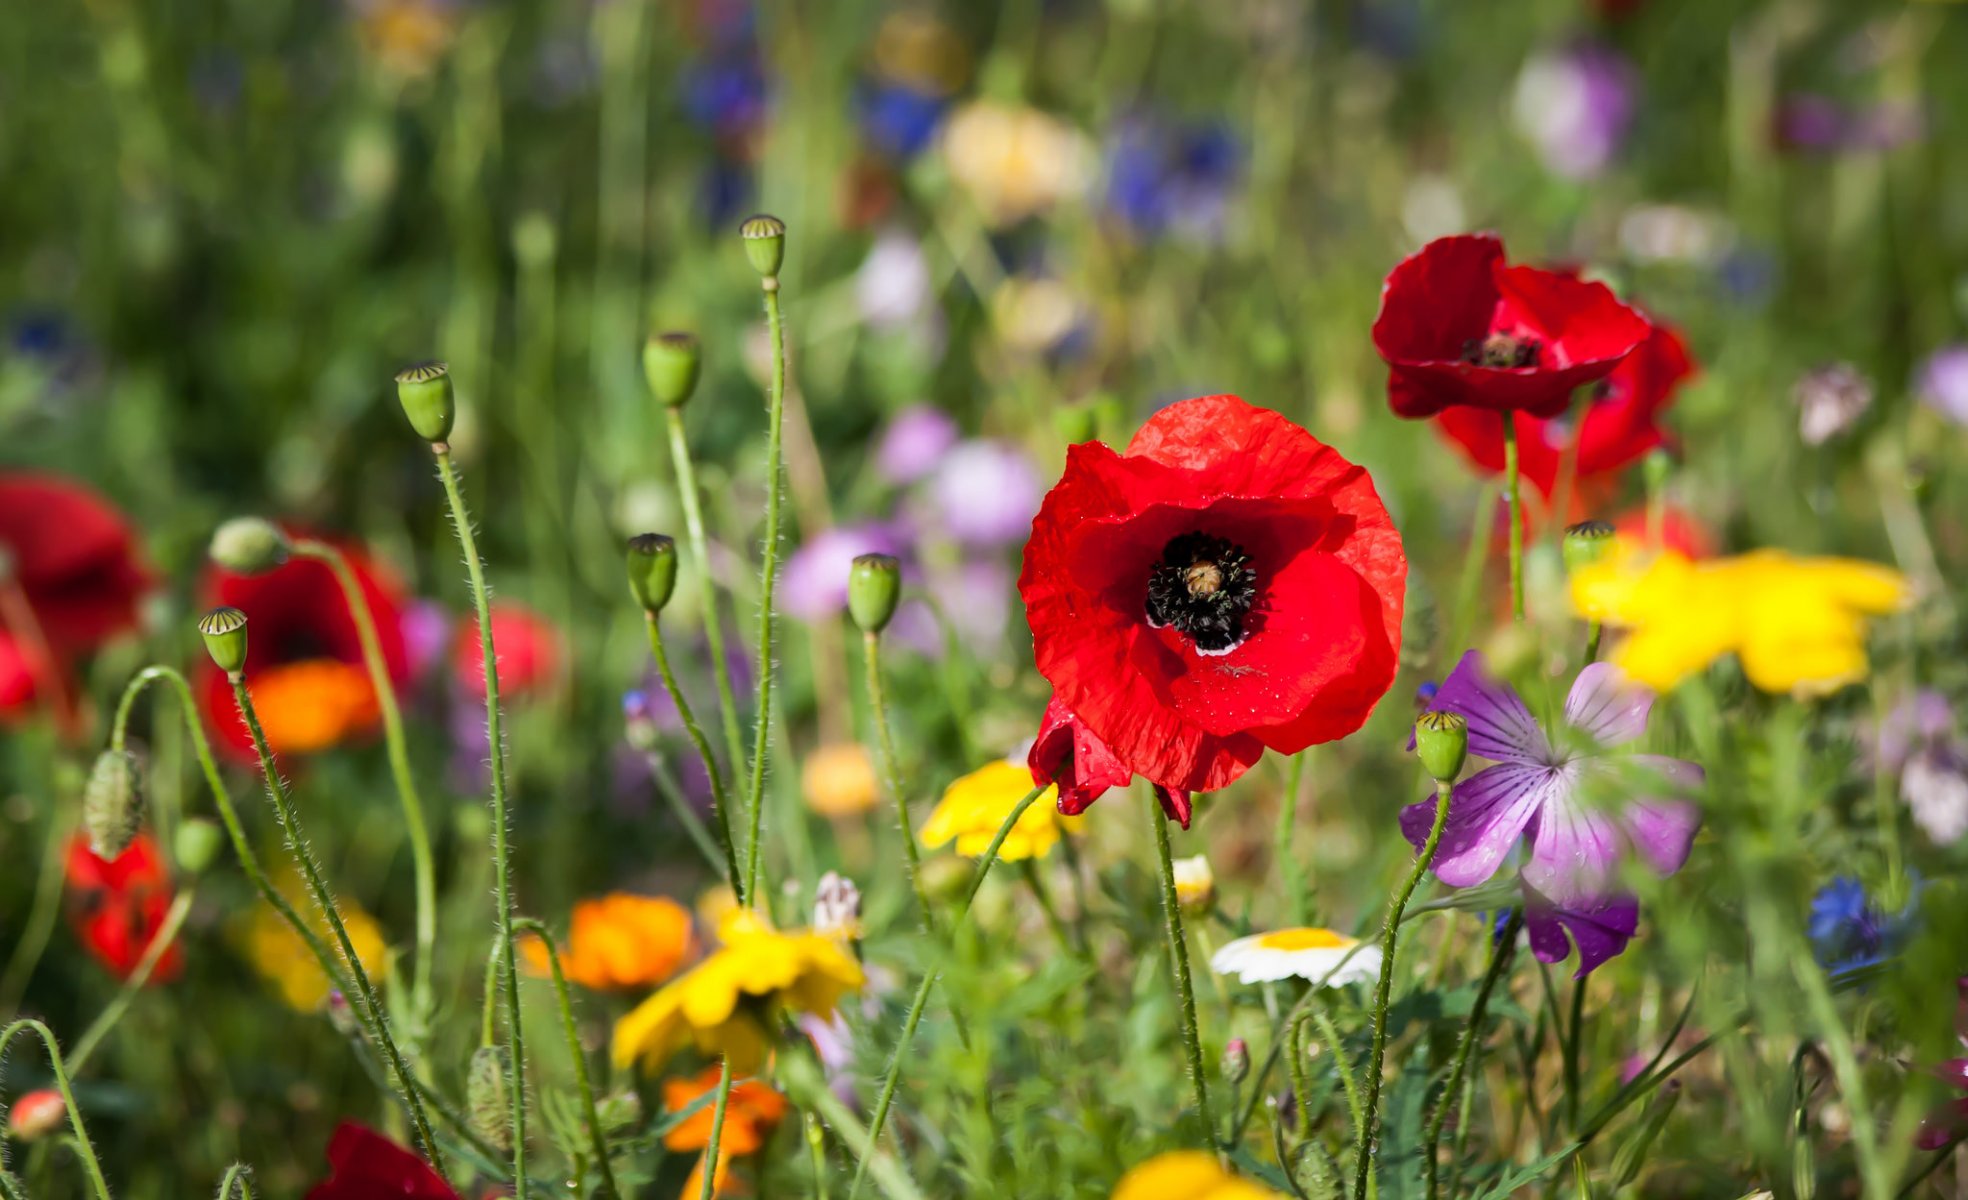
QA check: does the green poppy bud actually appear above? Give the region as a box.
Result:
[643,332,702,408]
[83,750,144,860]
[174,817,225,876]
[393,361,455,443]
[467,1045,513,1153]
[847,553,902,634]
[626,533,679,614]
[740,213,786,279]
[1414,710,1469,784]
[209,517,290,575]
[1561,520,1617,575]
[198,607,249,675]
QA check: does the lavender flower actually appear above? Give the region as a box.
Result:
[1402,651,1703,976]
[875,405,959,485]
[1918,347,1968,427]
[1511,42,1636,180]
[856,229,934,332]
[1793,362,1873,446]
[927,441,1042,546]
[1874,690,1968,846]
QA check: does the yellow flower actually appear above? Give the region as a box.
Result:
[354,0,458,79]
[941,102,1091,227]
[1171,854,1215,913]
[240,870,389,1011]
[801,744,881,818]
[1112,1151,1284,1200]
[920,760,1069,862]
[611,910,863,1076]
[1571,547,1908,696]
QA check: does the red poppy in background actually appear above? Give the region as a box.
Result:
[0,472,153,720]
[306,1122,458,1200]
[451,601,562,700]
[198,537,408,761]
[1372,234,1652,420]
[1019,395,1406,823]
[65,833,182,983]
[1435,320,1695,499]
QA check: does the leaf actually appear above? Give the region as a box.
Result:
[1464,1142,1584,1200]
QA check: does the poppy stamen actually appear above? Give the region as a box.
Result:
[1145,532,1257,653]
[1462,332,1541,369]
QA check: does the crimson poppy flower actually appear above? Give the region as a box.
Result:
[451,601,562,700]
[198,537,409,761]
[1372,234,1652,420]
[306,1122,458,1200]
[65,833,182,983]
[1019,395,1405,821]
[1433,320,1694,498]
[0,472,153,720]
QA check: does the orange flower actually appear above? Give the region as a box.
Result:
[664,1066,788,1198]
[524,893,694,990]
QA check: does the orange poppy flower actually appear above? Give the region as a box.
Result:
[664,1066,788,1197]
[523,893,694,991]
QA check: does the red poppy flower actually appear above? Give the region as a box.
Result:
[0,472,152,719]
[65,833,182,983]
[1434,320,1694,498]
[306,1122,458,1200]
[1372,234,1652,420]
[1019,395,1405,820]
[451,601,561,700]
[198,537,409,761]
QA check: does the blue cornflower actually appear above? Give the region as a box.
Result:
[857,82,947,160]
[1808,876,1913,971]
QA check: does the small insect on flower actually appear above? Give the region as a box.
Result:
[1209,928,1383,987]
[1111,1150,1285,1199]
[921,759,1070,861]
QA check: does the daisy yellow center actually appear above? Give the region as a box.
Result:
[1145,532,1258,654]
[1256,928,1355,952]
[249,658,380,755]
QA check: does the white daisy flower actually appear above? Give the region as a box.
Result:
[1171,854,1215,913]
[1209,928,1381,987]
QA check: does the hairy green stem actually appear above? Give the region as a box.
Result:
[1152,791,1217,1148]
[0,1020,111,1200]
[514,919,620,1200]
[646,614,742,894]
[663,406,748,793]
[216,1164,255,1200]
[433,447,528,1195]
[292,538,438,1025]
[1313,1000,1368,1150]
[863,632,934,931]
[1425,910,1522,1200]
[68,889,193,1073]
[847,786,1046,1200]
[699,1059,737,1200]
[643,751,730,877]
[1502,413,1524,622]
[0,801,72,1015]
[741,278,789,906]
[1278,753,1309,926]
[1355,779,1452,1200]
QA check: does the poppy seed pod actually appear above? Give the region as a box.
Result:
[643,332,702,408]
[83,749,144,860]
[467,1045,513,1152]
[209,516,291,575]
[847,553,902,634]
[1562,520,1617,575]
[393,361,455,443]
[626,533,679,614]
[1414,710,1469,784]
[740,214,787,279]
[198,606,250,675]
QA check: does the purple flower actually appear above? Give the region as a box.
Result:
[1511,42,1636,180]
[1403,651,1703,977]
[781,523,908,621]
[1104,116,1242,241]
[1918,347,1968,427]
[927,440,1041,546]
[875,405,959,484]
[1777,94,1924,154]
[1873,690,1968,846]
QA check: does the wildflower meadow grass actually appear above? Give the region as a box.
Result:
[4,1,1968,1197]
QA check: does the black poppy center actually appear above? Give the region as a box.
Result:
[1145,532,1258,653]
[1462,331,1541,369]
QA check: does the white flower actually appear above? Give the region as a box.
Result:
[1209,928,1381,986]
[1171,854,1214,913]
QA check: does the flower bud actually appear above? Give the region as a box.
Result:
[393,361,455,443]
[847,553,902,634]
[1561,520,1617,575]
[812,871,863,942]
[175,817,225,876]
[740,214,787,279]
[643,332,702,408]
[325,990,362,1039]
[626,533,679,615]
[198,607,249,675]
[1171,854,1215,914]
[209,517,291,575]
[467,1045,513,1152]
[1222,1037,1250,1087]
[83,749,144,860]
[7,1089,66,1141]
[1414,710,1469,784]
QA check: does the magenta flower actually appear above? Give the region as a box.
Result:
[1403,651,1702,976]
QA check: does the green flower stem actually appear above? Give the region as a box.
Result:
[1286,1014,1314,1138]
[217,1164,255,1200]
[292,538,439,1024]
[1354,778,1452,1200]
[1152,790,1217,1148]
[741,277,789,907]
[1424,910,1522,1200]
[480,940,502,1048]
[228,674,442,1166]
[1583,621,1603,665]
[1020,860,1080,958]
[642,750,730,877]
[1564,976,1586,1129]
[0,801,72,1016]
[1279,752,1308,926]
[847,786,1046,1200]
[68,888,194,1073]
[1502,412,1524,622]
[0,1020,111,1200]
[646,614,742,894]
[513,919,620,1200]
[863,631,934,932]
[699,1059,737,1200]
[432,446,528,1196]
[664,406,749,790]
